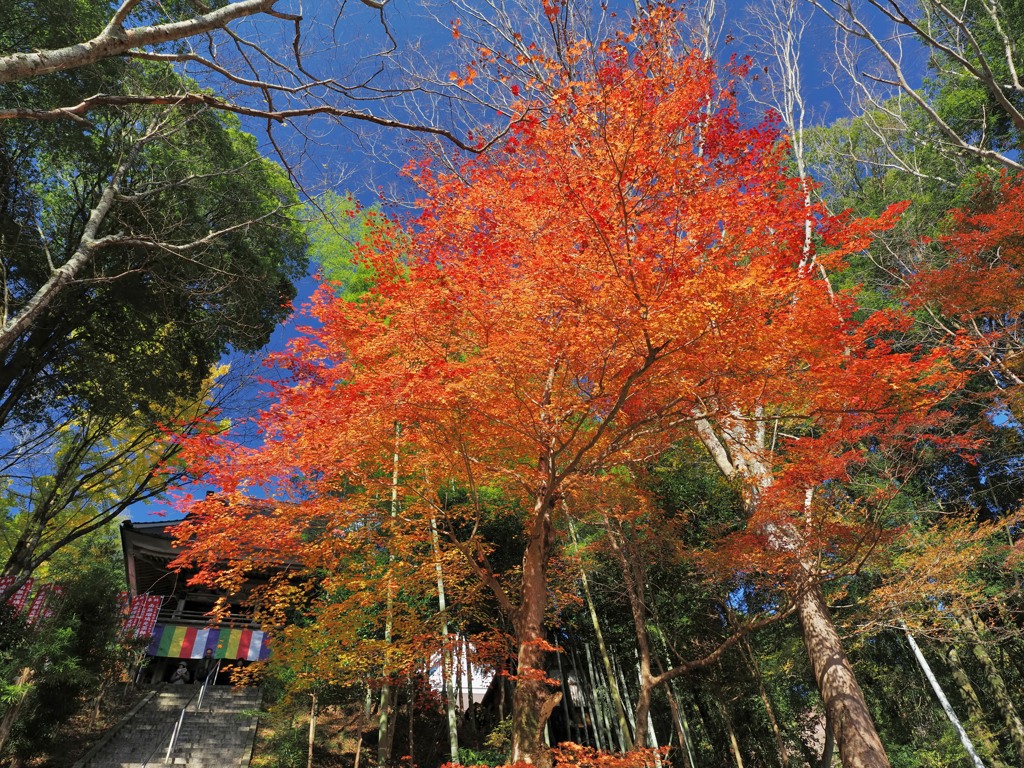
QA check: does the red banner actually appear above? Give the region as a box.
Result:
[122,594,163,639]
[0,576,34,612]
[26,584,63,625]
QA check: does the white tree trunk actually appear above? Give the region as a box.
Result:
[430,516,460,764]
[307,692,317,768]
[902,623,986,768]
[378,423,401,765]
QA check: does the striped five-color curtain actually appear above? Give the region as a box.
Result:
[147,625,270,661]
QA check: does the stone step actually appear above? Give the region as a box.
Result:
[73,686,262,768]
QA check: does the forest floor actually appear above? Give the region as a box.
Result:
[251,705,366,768]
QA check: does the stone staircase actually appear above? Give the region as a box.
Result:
[74,686,262,768]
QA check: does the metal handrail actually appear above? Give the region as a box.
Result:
[138,660,221,767]
[165,660,221,763]
[194,659,221,715]
[139,688,199,768]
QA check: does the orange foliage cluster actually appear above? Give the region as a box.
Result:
[916,173,1024,320]
[172,3,968,702]
[443,743,667,768]
[911,172,1024,406]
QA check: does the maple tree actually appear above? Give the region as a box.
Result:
[176,7,964,767]
[913,172,1024,395]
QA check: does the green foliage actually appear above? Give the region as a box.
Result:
[0,530,131,762]
[0,1,308,429]
[925,0,1024,155]
[306,192,409,301]
[252,722,310,768]
[648,440,744,547]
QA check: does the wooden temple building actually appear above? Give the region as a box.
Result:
[120,518,270,683]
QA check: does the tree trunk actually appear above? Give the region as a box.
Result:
[633,656,655,751]
[820,713,835,768]
[498,661,507,723]
[1,537,41,603]
[555,646,575,743]
[902,624,985,768]
[0,668,33,755]
[650,620,697,768]
[948,644,1007,768]
[307,692,317,768]
[613,654,637,737]
[663,680,694,768]
[382,686,399,764]
[719,700,746,768]
[407,677,416,768]
[378,423,402,766]
[697,422,891,768]
[585,642,615,750]
[742,637,789,767]
[465,634,476,735]
[509,494,561,766]
[603,520,657,750]
[961,609,1024,758]
[430,516,460,764]
[573,645,602,750]
[797,584,891,768]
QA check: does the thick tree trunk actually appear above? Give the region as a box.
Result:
[633,664,654,750]
[797,584,891,768]
[510,495,561,766]
[381,686,399,764]
[696,422,891,767]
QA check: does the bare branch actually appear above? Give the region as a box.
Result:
[0,0,277,84]
[808,0,1024,170]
